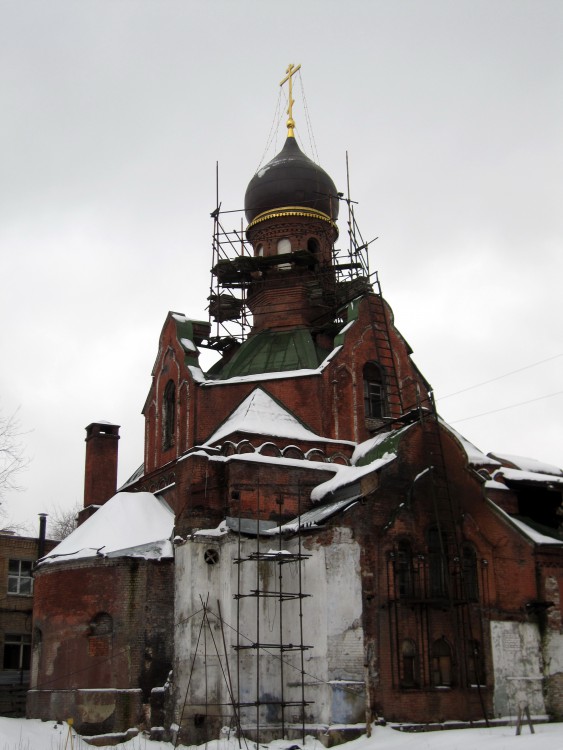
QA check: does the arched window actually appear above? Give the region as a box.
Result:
[401,639,419,688]
[396,540,414,598]
[163,379,176,450]
[363,362,386,420]
[277,238,291,254]
[462,544,478,601]
[428,527,448,598]
[431,638,452,687]
[307,237,319,254]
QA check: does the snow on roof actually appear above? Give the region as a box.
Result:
[311,453,396,504]
[491,453,563,477]
[205,387,351,445]
[352,431,396,465]
[188,365,206,383]
[509,516,563,545]
[209,452,341,473]
[267,496,360,533]
[499,467,563,487]
[352,423,416,466]
[40,492,174,565]
[193,521,229,537]
[484,478,510,491]
[490,501,563,546]
[438,418,500,468]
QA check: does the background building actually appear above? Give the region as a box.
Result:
[0,518,56,717]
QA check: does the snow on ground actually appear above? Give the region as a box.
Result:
[1,719,562,750]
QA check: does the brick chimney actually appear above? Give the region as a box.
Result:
[79,421,120,525]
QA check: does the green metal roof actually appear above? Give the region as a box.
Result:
[355,423,413,467]
[215,328,329,380]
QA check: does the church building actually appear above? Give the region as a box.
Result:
[28,67,563,745]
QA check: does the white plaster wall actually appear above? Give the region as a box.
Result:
[173,528,364,733]
[490,621,546,718]
[543,630,563,676]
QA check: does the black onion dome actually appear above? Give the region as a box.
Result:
[244,137,339,224]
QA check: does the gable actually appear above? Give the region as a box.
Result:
[204,386,321,444]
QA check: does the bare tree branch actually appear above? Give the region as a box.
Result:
[47,502,81,541]
[0,406,30,507]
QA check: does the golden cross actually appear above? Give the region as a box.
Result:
[280,63,301,137]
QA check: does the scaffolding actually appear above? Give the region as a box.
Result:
[233,488,312,744]
[206,160,376,355]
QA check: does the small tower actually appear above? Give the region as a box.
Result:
[80,421,120,524]
[243,64,340,332]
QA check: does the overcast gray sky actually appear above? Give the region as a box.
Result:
[1,0,562,532]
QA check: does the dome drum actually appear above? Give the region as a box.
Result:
[246,212,337,267]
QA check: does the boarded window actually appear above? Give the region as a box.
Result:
[431,638,452,686]
[401,639,419,687]
[163,379,176,449]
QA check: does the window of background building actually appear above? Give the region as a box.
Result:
[3,634,31,670]
[8,559,33,595]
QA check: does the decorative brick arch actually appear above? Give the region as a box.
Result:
[237,440,255,455]
[282,445,304,460]
[305,448,326,462]
[258,442,282,457]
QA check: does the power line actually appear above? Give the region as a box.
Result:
[440,353,563,400]
[451,390,563,424]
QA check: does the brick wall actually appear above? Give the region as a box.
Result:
[28,555,173,733]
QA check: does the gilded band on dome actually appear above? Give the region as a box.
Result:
[247,205,338,233]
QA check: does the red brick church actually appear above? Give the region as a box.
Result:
[28,68,563,744]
